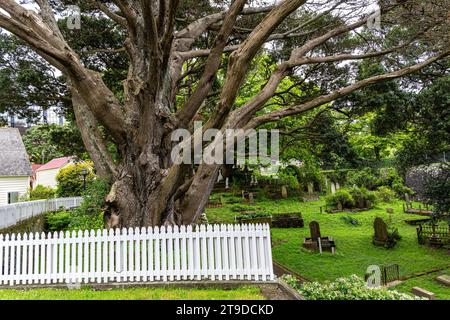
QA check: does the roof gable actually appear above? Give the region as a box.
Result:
[0,128,32,176]
[37,157,72,172]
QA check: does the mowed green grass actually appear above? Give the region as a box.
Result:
[206,197,450,285]
[394,268,450,300]
[0,286,264,300]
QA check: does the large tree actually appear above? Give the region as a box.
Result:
[0,0,449,227]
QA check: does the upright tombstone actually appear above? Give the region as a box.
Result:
[309,221,321,241]
[373,217,389,246]
[386,208,394,214]
[307,183,314,196]
[281,186,288,199]
[225,177,229,189]
[303,220,336,253]
[248,192,255,204]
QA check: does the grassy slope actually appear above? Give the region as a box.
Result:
[206,198,450,284]
[394,268,450,300]
[0,286,263,300]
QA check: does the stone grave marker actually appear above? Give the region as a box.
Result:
[411,287,435,300]
[373,217,388,246]
[309,221,321,241]
[248,192,255,204]
[281,186,288,199]
[386,208,394,214]
[436,275,450,287]
[337,202,343,211]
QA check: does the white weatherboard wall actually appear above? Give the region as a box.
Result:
[0,176,30,206]
[0,224,274,285]
[35,168,61,189]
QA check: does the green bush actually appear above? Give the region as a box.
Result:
[374,186,397,203]
[385,227,402,249]
[284,275,422,300]
[28,185,56,200]
[68,179,109,231]
[45,210,72,232]
[56,162,95,197]
[346,168,378,190]
[237,212,272,221]
[340,215,360,226]
[325,189,354,209]
[231,204,260,213]
[349,186,377,207]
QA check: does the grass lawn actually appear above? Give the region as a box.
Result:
[206,197,450,288]
[394,268,450,300]
[0,286,264,300]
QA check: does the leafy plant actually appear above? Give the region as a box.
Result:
[384,227,402,249]
[374,186,397,203]
[56,162,95,197]
[340,215,360,226]
[325,189,354,209]
[45,210,71,232]
[67,179,109,231]
[237,212,272,221]
[349,186,377,207]
[28,185,56,200]
[231,204,259,213]
[296,275,422,300]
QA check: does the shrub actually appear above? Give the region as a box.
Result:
[56,161,95,197]
[237,212,272,221]
[374,186,397,203]
[349,187,377,207]
[68,179,109,231]
[45,210,72,232]
[231,204,260,213]
[325,189,354,209]
[28,185,56,200]
[385,227,402,249]
[296,275,422,300]
[346,168,378,190]
[340,215,360,226]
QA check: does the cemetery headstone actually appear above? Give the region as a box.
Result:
[281,186,288,199]
[373,217,388,246]
[248,192,254,204]
[337,202,343,211]
[436,275,450,287]
[386,208,394,214]
[309,221,321,241]
[411,287,435,300]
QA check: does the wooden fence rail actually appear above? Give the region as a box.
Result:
[0,224,274,286]
[0,197,82,230]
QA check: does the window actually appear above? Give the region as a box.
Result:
[8,192,19,204]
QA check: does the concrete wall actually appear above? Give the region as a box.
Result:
[0,176,30,206]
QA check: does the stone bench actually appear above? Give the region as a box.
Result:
[411,287,435,300]
[436,275,450,287]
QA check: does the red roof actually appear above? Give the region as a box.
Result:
[31,164,43,174]
[36,157,71,172]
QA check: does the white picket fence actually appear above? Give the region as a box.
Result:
[0,223,274,286]
[0,197,82,230]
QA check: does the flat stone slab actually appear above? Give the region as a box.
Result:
[411,286,435,300]
[436,275,450,287]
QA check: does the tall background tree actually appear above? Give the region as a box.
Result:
[0,0,448,227]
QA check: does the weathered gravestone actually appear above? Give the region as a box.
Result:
[281,186,288,199]
[303,221,336,253]
[411,287,435,300]
[310,221,321,241]
[373,217,389,246]
[248,192,255,204]
[436,275,450,287]
[386,208,394,214]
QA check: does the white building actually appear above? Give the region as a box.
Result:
[0,128,32,205]
[35,156,72,189]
